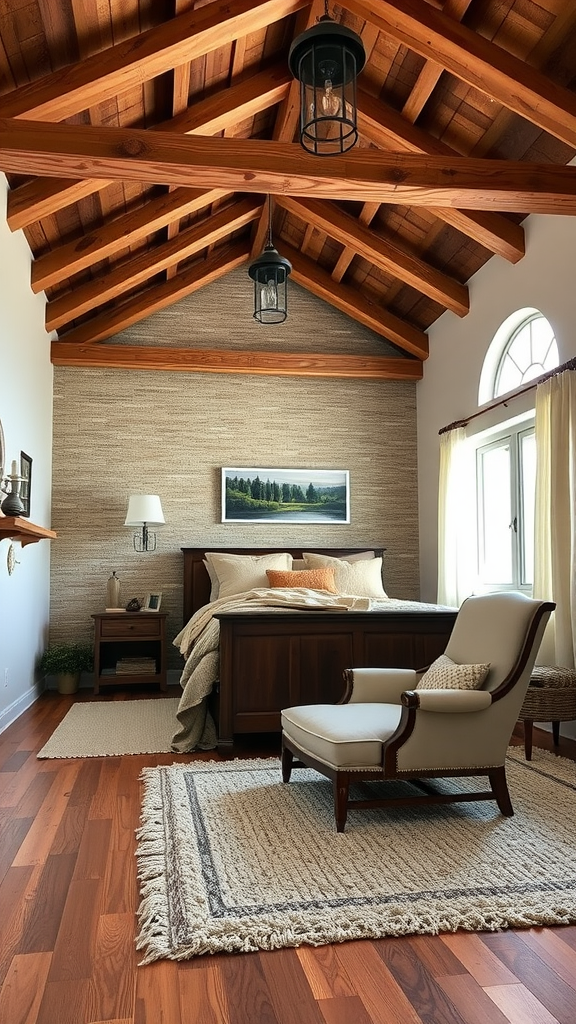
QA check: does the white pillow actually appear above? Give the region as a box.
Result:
[302,552,387,598]
[292,551,374,572]
[416,654,490,691]
[204,551,292,601]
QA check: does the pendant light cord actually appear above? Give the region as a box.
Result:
[267,194,272,246]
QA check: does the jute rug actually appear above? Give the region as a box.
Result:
[37,698,180,758]
[135,747,576,963]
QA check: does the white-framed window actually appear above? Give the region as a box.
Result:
[478,308,559,405]
[473,309,558,594]
[475,421,535,593]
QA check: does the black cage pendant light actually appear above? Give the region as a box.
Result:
[288,1,366,156]
[248,196,292,324]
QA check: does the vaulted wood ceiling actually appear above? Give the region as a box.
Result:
[0,0,575,380]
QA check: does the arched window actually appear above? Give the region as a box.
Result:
[478,308,559,405]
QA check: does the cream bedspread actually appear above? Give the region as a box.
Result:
[170,588,450,753]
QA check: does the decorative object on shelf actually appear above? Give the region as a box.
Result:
[247,196,291,324]
[222,467,350,523]
[126,597,142,611]
[143,592,162,611]
[106,570,121,609]
[6,543,20,575]
[1,459,25,516]
[124,494,165,552]
[40,642,93,695]
[19,451,32,518]
[288,0,365,156]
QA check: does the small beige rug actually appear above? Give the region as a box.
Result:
[37,698,180,758]
[136,747,576,963]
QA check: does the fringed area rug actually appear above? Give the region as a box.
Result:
[135,747,576,963]
[37,698,180,758]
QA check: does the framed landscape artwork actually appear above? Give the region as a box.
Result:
[222,467,350,524]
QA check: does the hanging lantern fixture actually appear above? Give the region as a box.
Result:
[289,1,366,156]
[248,196,292,324]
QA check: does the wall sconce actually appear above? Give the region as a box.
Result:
[124,495,165,552]
[248,196,292,324]
[288,2,366,156]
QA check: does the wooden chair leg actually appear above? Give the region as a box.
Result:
[333,775,350,833]
[489,766,514,817]
[552,720,560,746]
[281,744,294,783]
[523,719,533,760]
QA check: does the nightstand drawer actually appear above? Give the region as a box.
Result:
[100,615,162,638]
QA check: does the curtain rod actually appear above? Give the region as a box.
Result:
[438,355,576,436]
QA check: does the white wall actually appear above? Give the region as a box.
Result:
[418,212,576,603]
[418,213,576,742]
[0,174,54,732]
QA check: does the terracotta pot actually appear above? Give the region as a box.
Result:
[57,672,80,695]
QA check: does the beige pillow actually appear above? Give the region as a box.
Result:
[416,654,490,691]
[266,567,338,593]
[204,551,292,601]
[203,559,221,602]
[302,552,387,598]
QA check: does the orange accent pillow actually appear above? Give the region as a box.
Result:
[266,567,338,594]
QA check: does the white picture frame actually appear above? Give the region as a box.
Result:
[143,592,162,611]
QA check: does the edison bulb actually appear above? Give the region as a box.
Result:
[320,79,341,117]
[261,281,278,309]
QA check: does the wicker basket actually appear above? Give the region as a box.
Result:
[519,666,576,722]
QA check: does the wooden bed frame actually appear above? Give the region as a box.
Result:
[182,547,458,751]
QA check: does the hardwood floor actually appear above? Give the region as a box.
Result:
[1,687,575,1024]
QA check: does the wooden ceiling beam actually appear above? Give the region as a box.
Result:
[277,196,469,317]
[286,246,429,360]
[32,188,231,293]
[54,242,251,346]
[0,0,307,122]
[3,122,576,213]
[401,0,474,122]
[50,342,421,380]
[357,90,525,264]
[344,0,576,150]
[45,199,261,331]
[7,65,290,230]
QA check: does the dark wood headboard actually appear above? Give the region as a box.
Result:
[181,547,384,623]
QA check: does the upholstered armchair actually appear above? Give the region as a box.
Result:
[281,592,554,831]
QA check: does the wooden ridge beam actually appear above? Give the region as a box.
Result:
[50,343,422,381]
[344,0,576,149]
[278,195,468,317]
[55,242,250,346]
[0,0,306,122]
[7,65,290,231]
[357,89,524,264]
[286,246,429,360]
[3,121,576,213]
[45,198,261,330]
[31,188,230,293]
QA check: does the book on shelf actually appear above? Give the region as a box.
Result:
[116,657,157,674]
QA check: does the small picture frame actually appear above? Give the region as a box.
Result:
[20,451,32,518]
[143,592,162,611]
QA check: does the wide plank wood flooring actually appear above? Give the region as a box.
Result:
[1,687,575,1024]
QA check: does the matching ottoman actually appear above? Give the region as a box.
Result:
[518,665,576,759]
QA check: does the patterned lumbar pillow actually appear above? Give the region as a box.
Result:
[266,567,338,594]
[416,654,490,690]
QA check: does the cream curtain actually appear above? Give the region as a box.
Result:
[437,427,476,607]
[533,370,576,667]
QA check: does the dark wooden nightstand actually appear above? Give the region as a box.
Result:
[91,611,168,694]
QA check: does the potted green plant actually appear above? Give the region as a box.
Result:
[40,642,93,695]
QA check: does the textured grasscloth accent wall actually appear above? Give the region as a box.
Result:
[50,275,418,667]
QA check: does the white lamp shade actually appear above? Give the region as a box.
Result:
[124,494,165,526]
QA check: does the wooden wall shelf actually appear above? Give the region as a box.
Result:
[0,516,57,547]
